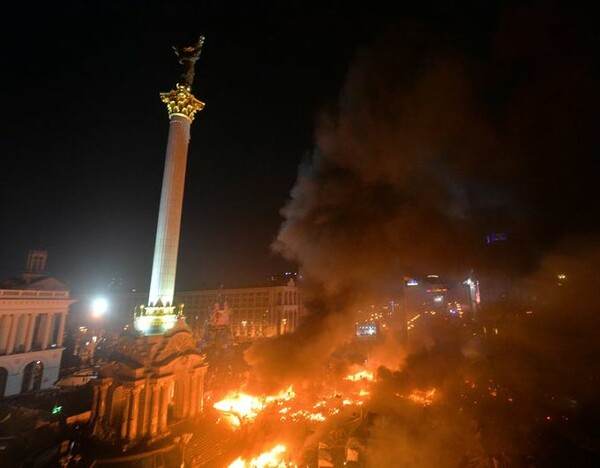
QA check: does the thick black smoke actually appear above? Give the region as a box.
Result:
[245,2,597,392]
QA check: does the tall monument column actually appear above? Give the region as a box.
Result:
[135,37,205,335]
[148,113,192,307]
[89,39,210,458]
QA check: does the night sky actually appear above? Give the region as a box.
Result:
[1,1,596,295]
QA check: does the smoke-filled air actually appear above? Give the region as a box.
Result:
[235,3,599,467]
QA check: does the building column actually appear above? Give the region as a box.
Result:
[92,382,110,435]
[98,382,110,422]
[15,315,28,351]
[120,388,132,439]
[159,382,169,431]
[196,370,205,415]
[0,315,12,353]
[6,315,18,355]
[189,372,198,417]
[138,386,150,437]
[41,313,54,350]
[24,313,37,352]
[128,387,142,440]
[91,384,100,427]
[182,376,191,418]
[149,383,161,436]
[173,379,183,419]
[56,313,67,347]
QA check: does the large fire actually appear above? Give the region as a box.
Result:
[213,386,296,427]
[214,368,378,427]
[213,369,438,468]
[228,444,296,468]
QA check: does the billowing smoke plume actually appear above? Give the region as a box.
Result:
[245,3,597,392]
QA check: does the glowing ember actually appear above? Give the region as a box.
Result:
[405,388,437,406]
[287,409,326,422]
[344,370,374,381]
[228,444,296,468]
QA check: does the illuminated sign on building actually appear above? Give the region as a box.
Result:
[486,233,508,244]
[356,323,378,337]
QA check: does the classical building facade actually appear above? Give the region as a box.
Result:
[177,279,306,340]
[90,319,206,446]
[0,250,72,398]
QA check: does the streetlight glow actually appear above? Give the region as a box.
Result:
[92,298,108,318]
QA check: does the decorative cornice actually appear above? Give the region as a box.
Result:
[160,83,205,121]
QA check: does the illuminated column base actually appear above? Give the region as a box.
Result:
[134,305,180,335]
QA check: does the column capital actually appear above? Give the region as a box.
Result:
[160,84,205,121]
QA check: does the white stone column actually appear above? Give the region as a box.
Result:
[41,313,54,350]
[15,315,28,351]
[0,315,11,353]
[6,315,17,355]
[56,313,67,347]
[24,313,37,352]
[148,114,192,307]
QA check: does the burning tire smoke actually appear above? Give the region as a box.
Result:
[239,3,598,465]
[247,2,597,388]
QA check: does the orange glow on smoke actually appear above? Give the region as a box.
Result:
[405,388,437,406]
[228,444,295,467]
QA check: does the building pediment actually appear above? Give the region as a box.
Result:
[152,329,204,366]
[0,275,68,291]
[108,326,204,372]
[110,333,153,369]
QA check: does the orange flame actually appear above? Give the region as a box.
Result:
[214,392,265,425]
[228,444,295,467]
[214,386,296,428]
[344,370,374,382]
[406,388,437,406]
